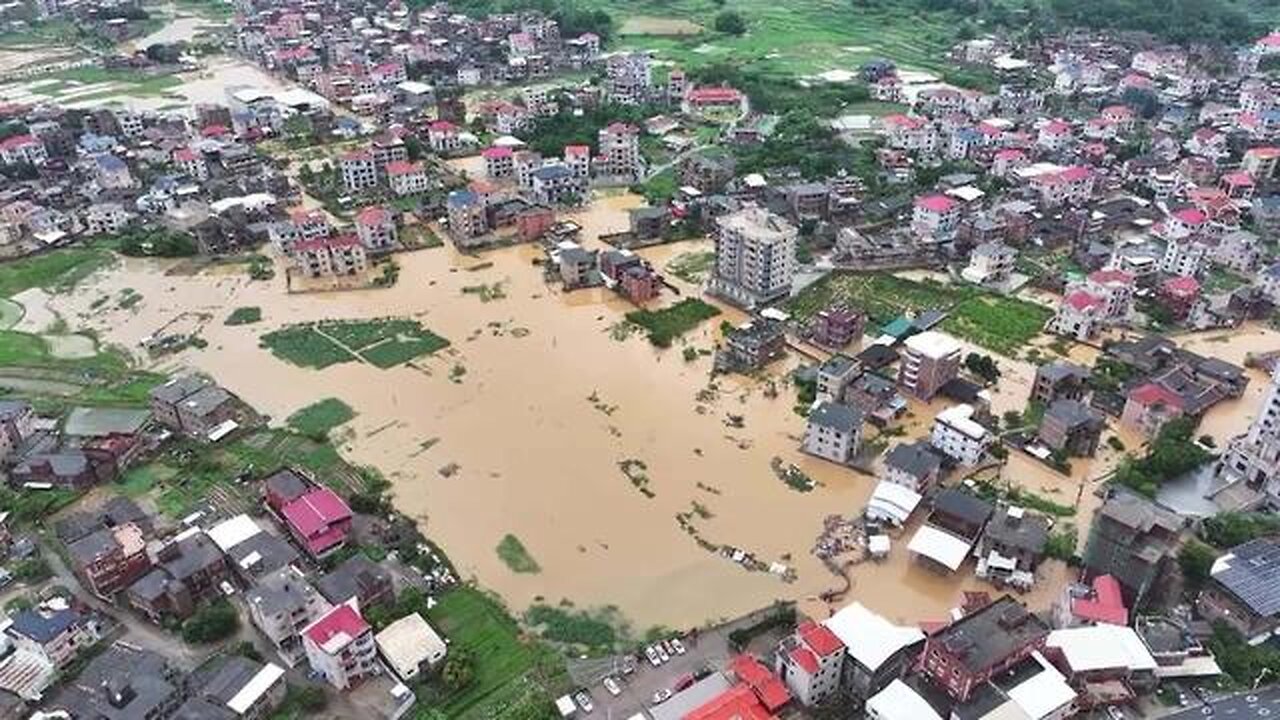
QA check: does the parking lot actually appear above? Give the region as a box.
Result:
[566,606,786,718]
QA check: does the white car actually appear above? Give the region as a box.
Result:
[671,638,686,655]
[575,692,594,713]
[661,640,675,656]
[657,644,670,663]
[603,677,621,696]
[645,646,661,666]
[652,689,672,705]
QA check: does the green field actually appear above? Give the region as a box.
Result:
[626,298,721,347]
[261,319,450,370]
[286,398,356,438]
[0,245,114,298]
[425,587,567,719]
[598,0,959,76]
[788,272,1052,357]
[0,329,163,412]
[224,307,262,326]
[496,534,541,574]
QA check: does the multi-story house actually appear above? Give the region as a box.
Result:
[564,144,591,182]
[912,194,961,239]
[809,306,865,350]
[95,154,134,189]
[269,208,331,254]
[149,375,238,438]
[823,601,924,701]
[710,206,797,309]
[881,114,938,154]
[716,319,786,373]
[596,122,643,181]
[84,202,132,235]
[920,595,1049,702]
[530,163,579,205]
[247,566,332,666]
[278,486,353,559]
[292,235,369,278]
[1197,537,1280,643]
[1039,399,1103,456]
[960,242,1015,285]
[1083,492,1182,606]
[339,150,378,192]
[816,354,860,401]
[483,146,515,180]
[386,160,430,196]
[301,602,378,690]
[604,52,651,105]
[883,441,942,494]
[126,529,229,622]
[930,404,991,466]
[1031,361,1091,406]
[5,605,98,670]
[447,190,489,240]
[775,620,845,706]
[897,331,961,401]
[802,402,863,466]
[427,120,462,154]
[0,399,34,461]
[1082,268,1135,320]
[1217,366,1280,502]
[975,506,1050,577]
[354,206,396,252]
[1051,290,1103,341]
[173,147,208,180]
[0,134,47,166]
[66,522,151,600]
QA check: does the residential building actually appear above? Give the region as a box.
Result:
[961,242,1016,285]
[386,160,430,196]
[127,529,229,622]
[1120,382,1185,437]
[1031,362,1091,406]
[354,206,396,252]
[339,150,378,192]
[883,441,942,493]
[715,319,786,373]
[376,613,448,682]
[803,402,863,465]
[1045,624,1158,707]
[530,163,579,205]
[316,554,394,610]
[596,122,643,180]
[912,194,961,239]
[809,306,866,349]
[0,399,36,460]
[51,643,185,720]
[85,203,132,235]
[292,235,369,278]
[1051,290,1103,341]
[1216,366,1280,502]
[815,354,860,401]
[604,52,651,105]
[897,331,962,400]
[976,506,1050,577]
[301,602,378,690]
[446,190,489,239]
[710,206,798,309]
[426,120,462,153]
[919,595,1050,702]
[1083,268,1135,320]
[176,656,287,720]
[278,486,353,559]
[66,522,151,600]
[1038,399,1104,456]
[1082,492,1183,606]
[931,404,990,465]
[483,146,515,180]
[5,605,97,670]
[775,620,845,706]
[822,601,925,700]
[0,134,48,166]
[1197,537,1280,643]
[246,566,331,666]
[149,375,239,438]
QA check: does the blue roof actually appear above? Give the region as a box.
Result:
[447,190,478,208]
[9,607,79,643]
[96,154,127,172]
[532,164,571,181]
[880,317,914,338]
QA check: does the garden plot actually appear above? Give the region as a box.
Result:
[261,318,450,370]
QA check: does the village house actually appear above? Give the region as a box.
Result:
[354,206,397,252]
[599,249,663,304]
[149,374,240,440]
[975,506,1050,584]
[483,146,515,180]
[716,318,787,373]
[1059,574,1130,628]
[1217,368,1280,502]
[386,160,430,196]
[1083,492,1182,606]
[909,489,994,574]
[292,235,370,278]
[883,441,943,494]
[596,122,644,181]
[1051,289,1104,340]
[897,331,962,401]
[816,354,860,402]
[301,602,378,690]
[126,529,228,622]
[269,208,331,254]
[206,513,299,583]
[426,120,463,154]
[930,404,991,466]
[808,305,866,350]
[11,450,117,489]
[1196,536,1280,643]
[316,554,394,611]
[912,194,961,240]
[5,604,99,671]
[246,565,331,667]
[802,402,863,466]
[919,595,1050,702]
[822,601,924,702]
[961,241,1016,285]
[376,613,448,682]
[774,620,845,706]
[446,190,490,240]
[175,655,287,720]
[0,399,36,461]
[50,643,185,720]
[339,150,378,192]
[1031,361,1091,406]
[1044,624,1158,708]
[1038,399,1104,456]
[66,522,151,600]
[277,485,353,560]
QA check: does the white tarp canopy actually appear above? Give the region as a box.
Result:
[1046,625,1158,673]
[866,481,923,526]
[907,525,972,572]
[824,602,924,673]
[865,679,943,720]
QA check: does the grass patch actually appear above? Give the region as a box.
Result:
[496,534,541,574]
[425,587,567,719]
[286,398,355,439]
[0,330,163,411]
[626,297,721,347]
[524,604,626,652]
[788,271,1051,356]
[0,244,114,297]
[224,307,262,326]
[665,250,716,284]
[261,319,450,370]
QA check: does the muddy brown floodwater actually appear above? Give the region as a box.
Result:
[44,193,1261,632]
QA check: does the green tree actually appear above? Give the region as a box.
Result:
[441,650,475,690]
[181,600,239,644]
[1178,540,1217,590]
[713,10,746,35]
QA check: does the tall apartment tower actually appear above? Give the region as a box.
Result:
[710,206,798,309]
[1217,366,1280,502]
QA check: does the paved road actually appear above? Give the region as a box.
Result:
[1160,685,1280,719]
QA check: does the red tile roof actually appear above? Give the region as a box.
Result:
[564,144,590,156]
[1060,165,1092,182]
[341,149,374,162]
[1087,268,1133,286]
[789,646,818,674]
[1072,574,1129,626]
[883,114,925,130]
[1258,32,1280,48]
[1042,119,1071,135]
[280,486,352,555]
[1129,382,1183,410]
[355,206,391,226]
[687,87,743,104]
[1247,146,1280,160]
[385,160,422,176]
[685,684,774,720]
[1222,171,1255,187]
[428,120,458,132]
[797,620,844,657]
[0,133,39,150]
[915,194,956,213]
[1172,207,1208,225]
[482,146,513,159]
[1163,275,1200,297]
[729,656,791,711]
[172,148,198,162]
[1064,290,1102,311]
[304,603,369,650]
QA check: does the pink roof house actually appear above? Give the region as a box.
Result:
[280,486,353,558]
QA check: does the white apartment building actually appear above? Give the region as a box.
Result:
[1217,366,1280,504]
[803,402,862,465]
[930,403,991,466]
[710,206,798,309]
[301,602,378,690]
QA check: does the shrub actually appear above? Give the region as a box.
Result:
[181,600,239,644]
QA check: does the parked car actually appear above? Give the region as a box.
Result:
[652,689,672,705]
[603,677,621,697]
[671,638,686,655]
[657,644,670,662]
[674,673,696,692]
[575,691,594,713]
[645,646,661,666]
[661,640,676,656]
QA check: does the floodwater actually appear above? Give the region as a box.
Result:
[38,192,1255,631]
